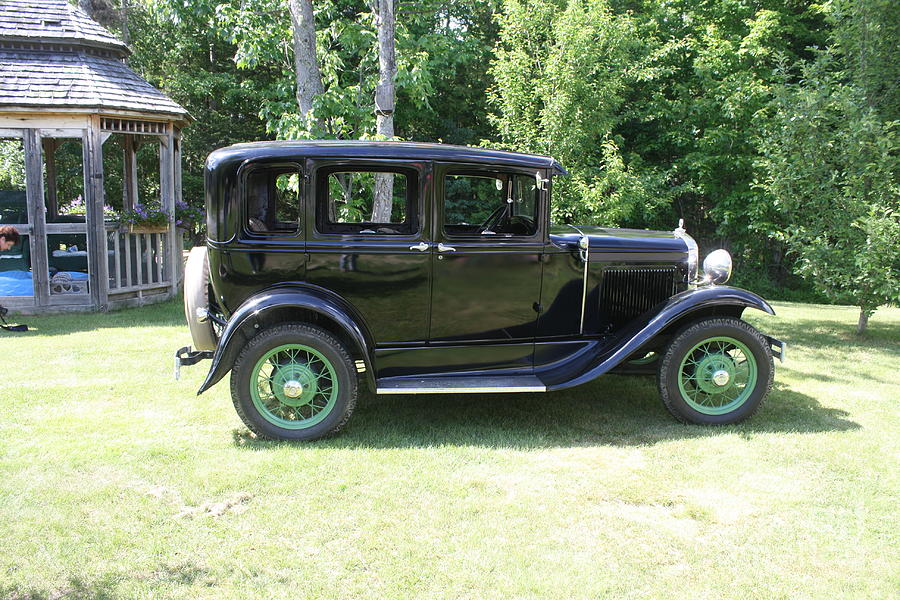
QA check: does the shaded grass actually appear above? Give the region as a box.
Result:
[0,300,897,599]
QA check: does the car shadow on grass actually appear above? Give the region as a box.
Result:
[0,561,210,599]
[230,376,859,451]
[1,575,119,600]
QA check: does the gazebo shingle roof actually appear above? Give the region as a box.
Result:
[0,49,189,117]
[0,0,189,120]
[0,0,128,54]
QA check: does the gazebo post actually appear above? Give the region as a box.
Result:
[42,137,60,219]
[122,134,138,212]
[84,115,109,311]
[174,129,184,282]
[23,129,50,307]
[160,123,178,296]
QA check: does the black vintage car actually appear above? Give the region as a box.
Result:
[175,141,785,441]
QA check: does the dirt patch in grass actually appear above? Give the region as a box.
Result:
[176,492,253,519]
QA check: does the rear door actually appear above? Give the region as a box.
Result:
[303,158,432,345]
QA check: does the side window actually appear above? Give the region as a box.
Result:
[244,167,301,236]
[317,169,415,235]
[443,172,538,236]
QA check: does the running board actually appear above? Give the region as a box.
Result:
[376,375,546,395]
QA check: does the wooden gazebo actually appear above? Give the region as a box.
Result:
[0,0,189,314]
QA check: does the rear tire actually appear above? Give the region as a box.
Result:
[658,317,773,425]
[230,323,357,441]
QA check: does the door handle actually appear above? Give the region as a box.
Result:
[437,243,456,252]
[409,242,429,252]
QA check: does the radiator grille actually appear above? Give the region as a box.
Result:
[599,267,679,328]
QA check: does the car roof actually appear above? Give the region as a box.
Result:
[210,140,568,175]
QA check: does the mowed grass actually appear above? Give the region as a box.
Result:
[0,300,897,599]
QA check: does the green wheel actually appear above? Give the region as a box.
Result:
[231,323,357,441]
[658,317,773,424]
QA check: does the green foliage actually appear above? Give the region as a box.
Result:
[758,54,899,322]
[830,0,900,121]
[0,139,25,191]
[113,0,897,311]
[490,0,670,225]
[131,0,272,214]
[489,0,827,245]
[214,0,499,143]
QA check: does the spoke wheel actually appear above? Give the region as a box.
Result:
[231,323,357,441]
[658,317,773,425]
[251,344,339,429]
[676,337,757,415]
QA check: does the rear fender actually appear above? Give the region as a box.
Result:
[544,286,775,390]
[197,285,375,394]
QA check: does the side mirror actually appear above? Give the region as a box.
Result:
[535,172,549,191]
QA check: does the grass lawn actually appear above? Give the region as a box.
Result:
[0,299,897,599]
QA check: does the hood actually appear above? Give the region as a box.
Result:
[549,224,688,255]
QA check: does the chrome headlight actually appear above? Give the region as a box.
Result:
[702,249,732,285]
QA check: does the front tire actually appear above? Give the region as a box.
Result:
[658,317,773,425]
[230,323,357,441]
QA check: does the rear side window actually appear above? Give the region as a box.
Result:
[317,169,416,235]
[243,167,301,236]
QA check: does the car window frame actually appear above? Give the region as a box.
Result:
[236,160,305,243]
[436,163,545,242]
[311,161,422,239]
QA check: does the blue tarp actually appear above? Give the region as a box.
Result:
[0,270,89,297]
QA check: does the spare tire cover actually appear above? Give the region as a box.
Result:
[183,246,218,351]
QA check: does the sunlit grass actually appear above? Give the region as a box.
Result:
[0,300,897,599]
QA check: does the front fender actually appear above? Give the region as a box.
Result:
[197,285,375,394]
[544,285,774,390]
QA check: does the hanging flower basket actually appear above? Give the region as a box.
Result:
[119,203,170,234]
[128,224,169,234]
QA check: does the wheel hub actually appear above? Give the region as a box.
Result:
[712,369,731,386]
[282,380,304,398]
[271,363,319,407]
[695,353,736,395]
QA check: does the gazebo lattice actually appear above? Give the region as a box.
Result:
[0,0,189,313]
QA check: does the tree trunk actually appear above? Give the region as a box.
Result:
[288,0,324,132]
[857,308,869,335]
[371,0,396,223]
[119,0,130,46]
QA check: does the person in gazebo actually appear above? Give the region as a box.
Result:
[0,225,20,251]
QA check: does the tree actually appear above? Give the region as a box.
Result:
[372,0,397,221]
[490,0,830,296]
[759,57,899,333]
[128,0,272,228]
[288,0,325,130]
[489,0,668,225]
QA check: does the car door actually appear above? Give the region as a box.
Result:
[303,158,432,345]
[429,163,545,346]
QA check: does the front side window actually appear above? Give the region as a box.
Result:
[244,167,301,236]
[318,169,414,235]
[444,172,538,236]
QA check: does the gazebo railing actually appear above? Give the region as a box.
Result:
[105,225,173,295]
